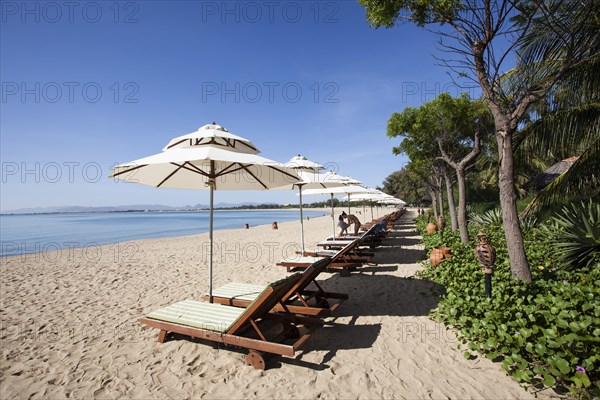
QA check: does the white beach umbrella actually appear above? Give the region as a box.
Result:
[348,190,389,220]
[302,183,369,235]
[109,123,300,301]
[286,168,348,250]
[378,197,405,205]
[303,184,372,211]
[278,156,347,254]
[285,155,324,250]
[295,171,362,239]
[347,191,387,202]
[287,154,325,170]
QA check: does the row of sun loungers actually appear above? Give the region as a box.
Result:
[139,210,405,370]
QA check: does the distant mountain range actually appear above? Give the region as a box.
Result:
[1,202,275,214]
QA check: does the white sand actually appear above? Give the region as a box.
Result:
[0,208,546,399]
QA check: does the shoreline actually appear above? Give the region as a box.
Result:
[0,215,330,261]
[0,207,397,259]
[0,214,331,263]
[0,206,392,216]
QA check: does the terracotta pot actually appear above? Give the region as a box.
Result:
[430,247,444,266]
[426,223,438,234]
[430,246,452,267]
[441,247,452,259]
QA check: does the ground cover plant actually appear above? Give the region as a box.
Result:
[415,207,599,398]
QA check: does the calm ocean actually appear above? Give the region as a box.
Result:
[0,210,325,257]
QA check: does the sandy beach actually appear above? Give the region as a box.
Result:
[1,208,540,399]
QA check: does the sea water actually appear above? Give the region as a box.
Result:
[0,210,325,256]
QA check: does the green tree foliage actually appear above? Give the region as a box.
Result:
[381,169,427,204]
[358,0,600,282]
[387,93,493,244]
[516,37,600,215]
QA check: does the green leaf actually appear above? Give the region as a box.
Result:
[556,357,570,374]
[573,371,591,388]
[542,372,556,387]
[512,370,524,382]
[544,328,557,338]
[557,319,569,328]
[535,343,546,355]
[568,321,581,331]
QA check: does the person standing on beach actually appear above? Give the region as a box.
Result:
[337,215,349,237]
[341,211,362,236]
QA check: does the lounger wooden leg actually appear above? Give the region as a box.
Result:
[246,350,266,370]
[316,297,330,308]
[157,329,167,343]
[285,324,301,339]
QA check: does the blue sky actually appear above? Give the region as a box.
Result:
[0,1,478,211]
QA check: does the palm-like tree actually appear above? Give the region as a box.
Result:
[514,17,600,215]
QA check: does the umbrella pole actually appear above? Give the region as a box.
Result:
[348,194,350,214]
[331,193,335,239]
[208,181,214,303]
[299,186,305,255]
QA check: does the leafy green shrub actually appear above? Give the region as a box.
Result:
[544,200,600,269]
[469,207,503,227]
[469,207,539,234]
[416,214,600,397]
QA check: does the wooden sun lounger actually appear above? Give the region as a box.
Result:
[320,223,386,250]
[276,239,364,276]
[299,247,374,261]
[360,210,404,230]
[140,274,314,370]
[204,257,348,317]
[325,222,385,241]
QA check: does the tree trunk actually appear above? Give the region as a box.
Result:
[472,42,532,283]
[455,168,470,244]
[428,188,438,222]
[443,170,458,232]
[496,131,532,282]
[437,190,444,218]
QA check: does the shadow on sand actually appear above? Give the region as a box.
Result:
[319,274,442,319]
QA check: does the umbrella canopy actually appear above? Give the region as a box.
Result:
[162,122,259,154]
[292,170,352,189]
[302,184,371,196]
[347,190,387,202]
[279,156,345,253]
[302,183,369,230]
[110,147,297,190]
[292,171,362,239]
[110,123,300,301]
[379,199,404,205]
[286,154,324,171]
[346,189,384,220]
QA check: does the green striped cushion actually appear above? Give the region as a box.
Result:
[280,256,324,264]
[147,274,301,333]
[314,250,338,257]
[212,282,264,301]
[146,299,245,332]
